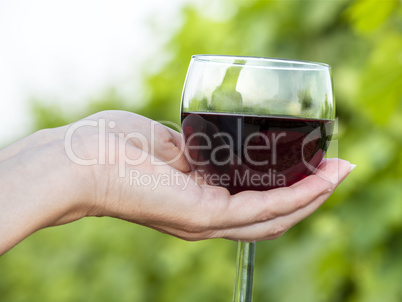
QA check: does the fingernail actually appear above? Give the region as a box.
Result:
[349,164,357,172]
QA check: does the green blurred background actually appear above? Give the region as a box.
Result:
[1,0,402,301]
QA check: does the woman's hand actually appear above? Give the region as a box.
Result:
[0,110,354,255]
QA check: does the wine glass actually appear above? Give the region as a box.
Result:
[180,55,334,302]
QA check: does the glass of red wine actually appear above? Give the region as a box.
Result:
[180,55,334,302]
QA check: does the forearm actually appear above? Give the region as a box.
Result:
[0,128,90,255]
[0,161,49,254]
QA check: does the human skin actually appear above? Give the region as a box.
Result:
[0,110,354,255]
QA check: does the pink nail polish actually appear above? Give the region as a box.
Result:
[349,164,357,172]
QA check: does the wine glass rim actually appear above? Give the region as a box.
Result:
[191,54,331,70]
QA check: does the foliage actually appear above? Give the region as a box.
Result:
[1,0,402,301]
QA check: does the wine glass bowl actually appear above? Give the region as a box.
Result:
[180,55,335,302]
[181,55,334,193]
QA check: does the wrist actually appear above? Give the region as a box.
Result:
[38,125,96,226]
[0,127,93,254]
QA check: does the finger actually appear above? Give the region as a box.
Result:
[185,159,351,241]
[199,159,352,230]
[217,188,335,241]
[142,180,334,242]
[144,161,346,242]
[138,159,352,242]
[150,122,191,173]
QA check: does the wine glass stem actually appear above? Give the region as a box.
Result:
[233,241,255,302]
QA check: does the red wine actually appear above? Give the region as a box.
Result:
[181,112,333,194]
